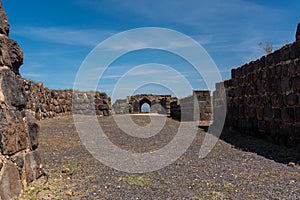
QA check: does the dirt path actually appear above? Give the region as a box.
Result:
[18,115,299,200]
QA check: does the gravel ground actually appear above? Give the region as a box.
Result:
[18,115,300,200]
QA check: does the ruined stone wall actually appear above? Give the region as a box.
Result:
[127,94,172,116]
[113,99,129,114]
[170,97,181,120]
[176,90,212,122]
[24,80,112,120]
[113,91,212,122]
[0,3,43,199]
[214,24,300,148]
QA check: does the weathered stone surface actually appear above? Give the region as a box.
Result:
[11,151,25,176]
[25,111,39,150]
[0,108,28,155]
[213,23,300,148]
[0,35,24,75]
[0,68,26,108]
[24,80,112,119]
[121,94,173,116]
[0,2,9,36]
[0,160,23,200]
[0,2,24,74]
[286,93,298,106]
[0,3,42,197]
[113,91,212,123]
[23,150,43,184]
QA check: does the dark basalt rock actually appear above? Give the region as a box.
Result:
[0,68,26,109]
[296,23,300,41]
[0,2,43,199]
[0,35,24,74]
[0,2,23,74]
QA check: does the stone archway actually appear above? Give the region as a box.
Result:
[139,98,151,113]
[127,94,173,116]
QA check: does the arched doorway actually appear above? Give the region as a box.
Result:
[141,103,150,113]
[139,98,151,113]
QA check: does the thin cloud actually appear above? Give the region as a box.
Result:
[127,68,172,76]
[101,74,123,79]
[12,26,115,46]
[22,73,42,78]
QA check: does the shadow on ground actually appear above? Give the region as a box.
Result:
[200,126,300,165]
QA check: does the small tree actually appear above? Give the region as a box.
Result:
[259,42,273,54]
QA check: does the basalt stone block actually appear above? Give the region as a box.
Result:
[261,68,268,79]
[265,53,275,67]
[0,36,24,74]
[275,64,282,78]
[0,108,28,155]
[272,49,281,64]
[0,160,23,199]
[277,95,284,107]
[269,122,280,135]
[25,111,39,150]
[287,125,300,148]
[281,107,295,123]
[256,107,264,120]
[271,79,281,94]
[248,107,256,118]
[252,59,260,71]
[257,120,265,133]
[286,93,298,106]
[264,107,274,122]
[281,78,291,94]
[11,151,25,176]
[274,108,281,122]
[295,106,300,124]
[291,76,300,92]
[281,64,289,78]
[231,68,236,79]
[269,65,277,79]
[288,60,297,75]
[256,82,265,95]
[262,95,270,106]
[23,150,43,185]
[280,45,291,61]
[295,59,300,75]
[0,69,26,109]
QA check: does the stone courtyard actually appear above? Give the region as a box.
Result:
[18,115,300,199]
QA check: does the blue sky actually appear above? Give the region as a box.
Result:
[3,0,300,102]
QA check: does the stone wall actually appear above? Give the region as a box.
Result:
[0,3,43,199]
[24,80,112,120]
[214,23,300,149]
[113,91,212,123]
[176,90,212,122]
[113,99,129,114]
[113,95,175,116]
